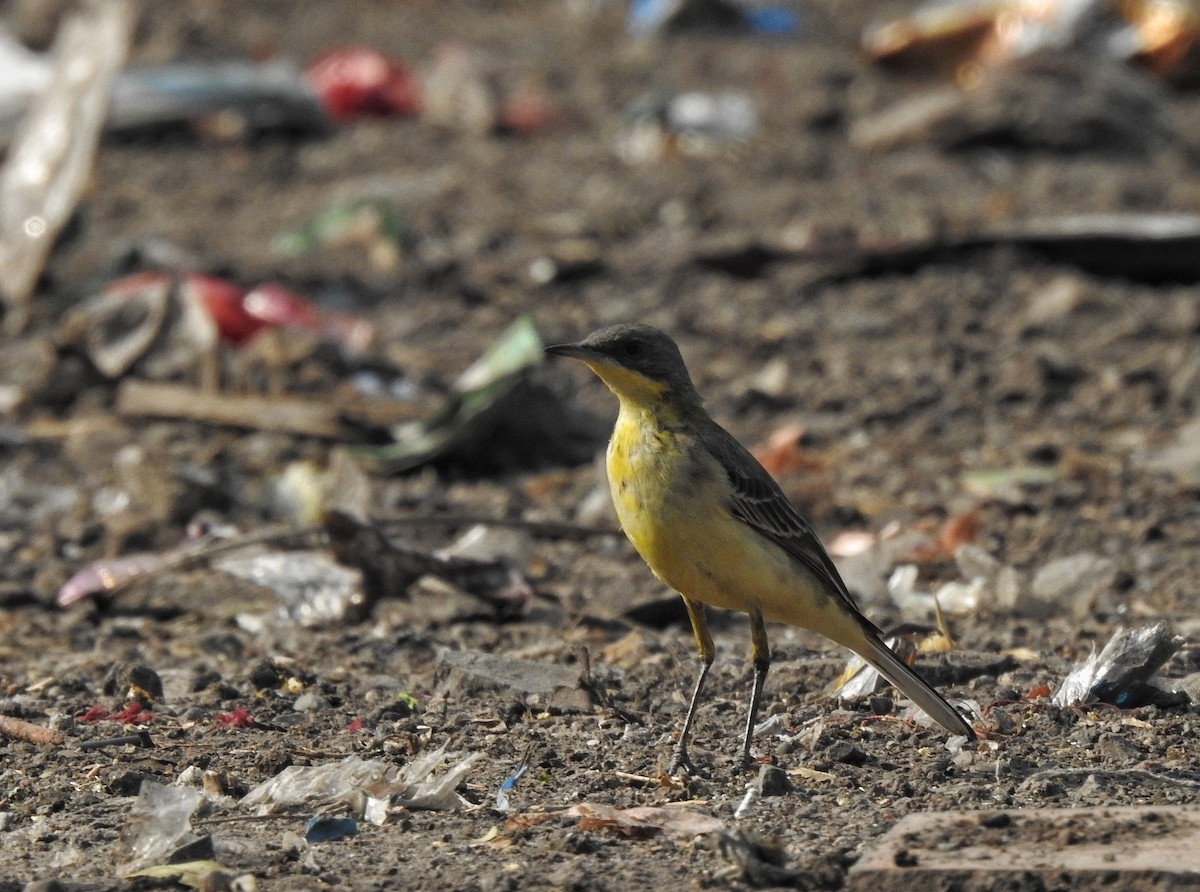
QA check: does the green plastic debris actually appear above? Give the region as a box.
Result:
[362,316,599,472]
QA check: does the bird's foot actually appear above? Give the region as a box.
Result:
[669,746,696,776]
[732,748,756,774]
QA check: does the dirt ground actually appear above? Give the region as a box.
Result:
[2,1,1200,889]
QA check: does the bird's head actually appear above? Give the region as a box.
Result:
[546,323,701,409]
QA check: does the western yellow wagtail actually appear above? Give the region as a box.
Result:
[547,323,976,771]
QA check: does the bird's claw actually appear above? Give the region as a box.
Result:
[669,746,696,776]
[732,751,755,774]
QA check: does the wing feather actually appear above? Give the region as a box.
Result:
[698,422,865,617]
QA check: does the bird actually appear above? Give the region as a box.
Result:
[546,323,976,772]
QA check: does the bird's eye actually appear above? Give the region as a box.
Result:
[623,341,644,359]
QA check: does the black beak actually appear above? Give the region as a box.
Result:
[545,342,601,361]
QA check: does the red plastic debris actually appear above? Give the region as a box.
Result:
[111,703,155,724]
[80,703,154,724]
[345,717,365,732]
[183,274,256,345]
[192,275,373,349]
[306,47,422,121]
[217,707,256,728]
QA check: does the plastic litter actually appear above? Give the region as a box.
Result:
[118,782,204,875]
[1053,622,1185,707]
[304,815,358,842]
[0,0,135,330]
[241,746,480,822]
[220,550,365,628]
[628,0,802,37]
[495,747,531,813]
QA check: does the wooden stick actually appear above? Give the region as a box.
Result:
[0,715,63,746]
[117,380,350,438]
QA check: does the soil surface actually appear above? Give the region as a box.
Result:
[2,1,1200,890]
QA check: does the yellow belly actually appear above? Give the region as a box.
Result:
[607,409,809,621]
[605,405,861,643]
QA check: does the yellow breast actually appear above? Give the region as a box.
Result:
[606,401,836,627]
[607,403,748,612]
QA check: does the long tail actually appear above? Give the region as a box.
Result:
[840,621,976,739]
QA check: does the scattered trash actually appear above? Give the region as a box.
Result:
[565,802,723,839]
[241,746,479,820]
[57,524,244,608]
[0,0,135,331]
[495,746,532,813]
[199,276,373,352]
[863,0,1200,82]
[628,0,802,37]
[959,464,1062,501]
[303,815,359,842]
[733,783,760,820]
[220,549,366,628]
[861,1,999,72]
[64,272,372,371]
[60,503,540,625]
[117,781,205,875]
[79,730,154,751]
[419,41,559,137]
[216,708,257,729]
[0,43,414,144]
[1028,552,1117,621]
[628,0,746,35]
[1053,622,1185,708]
[58,552,172,608]
[59,271,212,380]
[271,198,409,273]
[751,712,788,739]
[886,543,1003,618]
[324,511,534,620]
[363,315,604,472]
[1121,0,1200,84]
[831,636,911,700]
[862,0,1105,73]
[850,54,1175,154]
[305,46,422,121]
[619,90,757,163]
[79,704,154,726]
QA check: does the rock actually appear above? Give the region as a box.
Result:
[848,806,1200,891]
[755,764,792,797]
[437,649,592,710]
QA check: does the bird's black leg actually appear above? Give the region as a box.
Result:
[737,607,770,772]
[672,597,715,774]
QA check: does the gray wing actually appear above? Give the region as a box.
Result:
[698,421,868,619]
